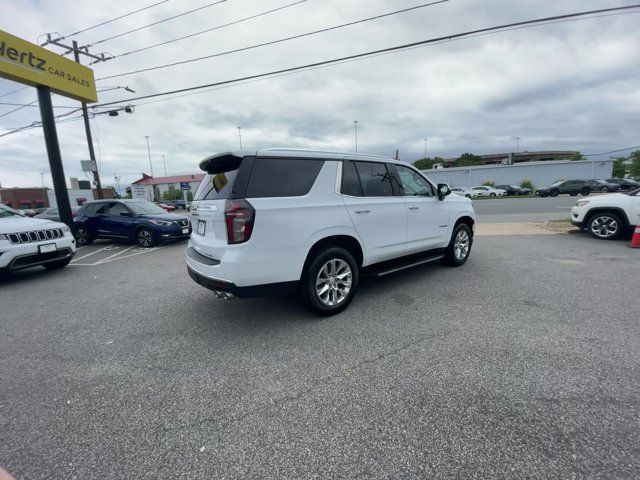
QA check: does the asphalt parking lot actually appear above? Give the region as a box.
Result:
[1,219,639,478]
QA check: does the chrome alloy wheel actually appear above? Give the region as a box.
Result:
[590,216,618,238]
[315,259,352,307]
[138,229,153,247]
[454,229,470,260]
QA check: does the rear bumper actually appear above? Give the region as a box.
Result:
[187,265,297,298]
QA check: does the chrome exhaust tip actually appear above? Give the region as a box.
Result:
[213,290,236,300]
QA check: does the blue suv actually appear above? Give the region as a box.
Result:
[74,200,191,247]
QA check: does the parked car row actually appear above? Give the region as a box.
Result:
[537,178,639,197]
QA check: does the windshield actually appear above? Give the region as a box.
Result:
[0,205,23,218]
[127,201,168,215]
[629,188,640,196]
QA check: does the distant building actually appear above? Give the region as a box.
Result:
[0,179,115,210]
[0,188,51,209]
[443,150,579,166]
[130,173,206,201]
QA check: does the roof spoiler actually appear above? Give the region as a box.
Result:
[199,152,244,174]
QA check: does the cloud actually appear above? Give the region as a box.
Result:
[1,0,639,189]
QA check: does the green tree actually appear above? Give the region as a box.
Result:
[413,156,444,170]
[454,153,484,167]
[612,156,628,178]
[162,188,185,201]
[629,150,640,178]
[570,151,585,161]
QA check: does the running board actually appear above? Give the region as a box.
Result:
[364,253,444,278]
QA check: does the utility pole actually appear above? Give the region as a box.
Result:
[424,138,428,159]
[72,40,103,199]
[237,126,243,150]
[354,120,358,152]
[515,136,521,153]
[162,154,167,176]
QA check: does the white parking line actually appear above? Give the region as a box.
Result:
[71,245,116,262]
[95,246,135,264]
[98,247,160,264]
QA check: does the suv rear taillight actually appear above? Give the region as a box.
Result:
[225,199,255,244]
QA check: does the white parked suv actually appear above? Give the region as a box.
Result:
[186,149,476,315]
[0,204,76,273]
[571,187,640,239]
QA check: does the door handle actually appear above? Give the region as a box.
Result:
[354,209,370,214]
[408,206,419,210]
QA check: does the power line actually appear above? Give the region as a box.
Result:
[584,146,640,156]
[60,0,171,39]
[0,86,29,99]
[0,100,38,119]
[116,0,309,58]
[85,0,228,48]
[95,4,640,106]
[97,0,448,79]
[0,102,79,109]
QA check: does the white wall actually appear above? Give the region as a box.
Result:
[47,189,95,208]
[421,159,614,189]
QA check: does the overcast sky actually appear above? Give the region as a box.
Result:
[1,0,639,190]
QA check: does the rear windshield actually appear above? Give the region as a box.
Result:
[194,170,239,201]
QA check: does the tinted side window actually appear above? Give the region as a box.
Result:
[108,203,129,216]
[246,158,324,198]
[84,203,108,215]
[341,160,363,196]
[353,162,394,197]
[395,165,434,196]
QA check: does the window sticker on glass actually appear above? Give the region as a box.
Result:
[213,173,228,192]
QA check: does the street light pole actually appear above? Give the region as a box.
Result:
[113,174,121,197]
[424,138,428,159]
[162,154,167,176]
[145,136,154,176]
[516,136,521,153]
[354,120,358,152]
[237,126,243,150]
[40,172,47,207]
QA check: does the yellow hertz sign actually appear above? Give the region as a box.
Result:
[0,30,97,103]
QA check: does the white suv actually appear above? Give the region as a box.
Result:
[571,187,640,239]
[0,204,76,273]
[186,149,476,315]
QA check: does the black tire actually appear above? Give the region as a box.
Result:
[489,192,496,197]
[44,258,72,270]
[549,189,559,197]
[136,227,157,248]
[302,247,359,316]
[587,212,623,240]
[600,186,609,193]
[74,226,93,246]
[581,188,591,196]
[465,194,471,198]
[443,223,473,266]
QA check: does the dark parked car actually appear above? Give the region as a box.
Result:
[74,199,191,247]
[494,184,532,195]
[587,179,620,193]
[537,179,619,197]
[606,178,640,191]
[34,206,81,222]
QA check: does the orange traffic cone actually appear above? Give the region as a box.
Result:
[630,226,640,248]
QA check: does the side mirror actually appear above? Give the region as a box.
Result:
[437,184,451,200]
